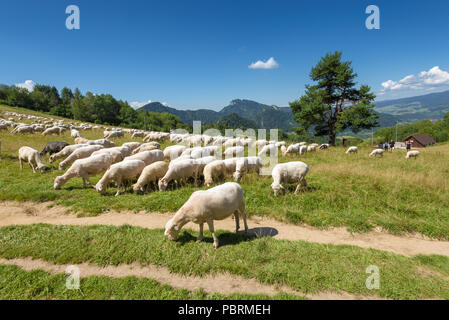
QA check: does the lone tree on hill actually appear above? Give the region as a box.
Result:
[290,51,378,146]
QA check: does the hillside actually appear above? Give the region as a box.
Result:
[140,99,297,131]
[374,90,449,122]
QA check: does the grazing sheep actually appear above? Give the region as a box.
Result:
[280,145,287,155]
[224,146,244,158]
[18,146,48,173]
[71,129,81,138]
[158,159,200,191]
[132,142,161,155]
[283,143,300,156]
[121,142,141,152]
[49,144,88,163]
[91,148,125,164]
[131,131,145,139]
[0,123,7,131]
[164,182,247,248]
[203,160,227,186]
[319,144,329,150]
[95,159,146,196]
[163,145,186,160]
[11,125,34,134]
[271,161,309,196]
[369,149,384,157]
[233,156,262,182]
[74,137,89,144]
[40,141,70,157]
[223,158,240,175]
[307,145,316,152]
[53,153,113,189]
[42,127,61,136]
[406,150,420,159]
[299,145,308,155]
[346,146,358,154]
[104,130,124,139]
[258,144,277,157]
[59,145,104,170]
[194,156,218,174]
[132,161,169,193]
[124,149,164,166]
[86,139,116,148]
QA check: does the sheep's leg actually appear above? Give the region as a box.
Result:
[82,177,87,189]
[241,207,248,232]
[115,181,122,196]
[196,223,204,242]
[19,159,23,170]
[207,220,219,249]
[234,211,240,232]
[29,162,36,173]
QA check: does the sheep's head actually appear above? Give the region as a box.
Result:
[132,183,143,194]
[37,164,49,173]
[233,171,242,182]
[270,182,284,197]
[158,179,168,191]
[164,219,180,241]
[53,176,64,189]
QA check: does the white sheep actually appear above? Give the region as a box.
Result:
[163,145,186,160]
[49,144,89,163]
[158,159,200,191]
[123,149,164,166]
[91,148,125,164]
[203,160,227,186]
[406,150,420,159]
[132,161,169,193]
[71,129,81,138]
[233,156,262,182]
[307,145,316,152]
[271,161,309,196]
[346,146,358,154]
[42,127,61,136]
[369,149,384,157]
[132,142,160,154]
[224,146,244,158]
[194,156,219,174]
[59,145,104,170]
[258,144,277,157]
[283,143,300,156]
[54,153,113,189]
[164,182,247,248]
[18,146,48,173]
[95,159,146,196]
[299,145,308,155]
[121,142,141,152]
[74,137,89,144]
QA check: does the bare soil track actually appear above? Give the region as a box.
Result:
[1,201,448,258]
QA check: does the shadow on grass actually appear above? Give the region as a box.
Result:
[177,230,259,248]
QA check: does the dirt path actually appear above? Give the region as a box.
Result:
[0,257,379,300]
[1,201,449,258]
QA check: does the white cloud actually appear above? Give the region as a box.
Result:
[15,80,36,92]
[130,99,152,109]
[380,66,449,94]
[248,57,279,69]
[161,102,169,107]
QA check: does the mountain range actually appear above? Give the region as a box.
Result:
[139,90,449,131]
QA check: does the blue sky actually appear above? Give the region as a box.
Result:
[1,0,449,110]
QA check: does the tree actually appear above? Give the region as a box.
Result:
[290,51,378,145]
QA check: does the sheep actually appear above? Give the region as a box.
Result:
[203,160,226,187]
[299,145,308,155]
[319,144,329,150]
[132,142,161,154]
[223,158,240,175]
[11,125,34,134]
[258,144,277,157]
[369,149,384,157]
[280,145,287,155]
[163,145,186,160]
[271,161,309,196]
[49,144,88,163]
[283,143,300,156]
[121,142,141,152]
[158,159,200,191]
[224,146,244,158]
[71,129,81,138]
[18,146,48,173]
[74,137,89,144]
[86,139,116,148]
[40,141,70,157]
[91,148,126,164]
[58,145,104,170]
[194,156,218,174]
[346,146,358,154]
[131,131,145,139]
[0,123,7,131]
[53,153,113,189]
[233,156,262,182]
[132,161,169,193]
[104,130,124,139]
[406,150,420,160]
[164,182,247,248]
[42,127,61,136]
[95,159,146,196]
[307,145,316,152]
[123,149,164,166]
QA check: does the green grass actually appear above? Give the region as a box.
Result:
[0,264,302,300]
[2,104,449,239]
[1,224,449,299]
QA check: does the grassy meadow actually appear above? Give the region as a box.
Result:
[1,105,449,239]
